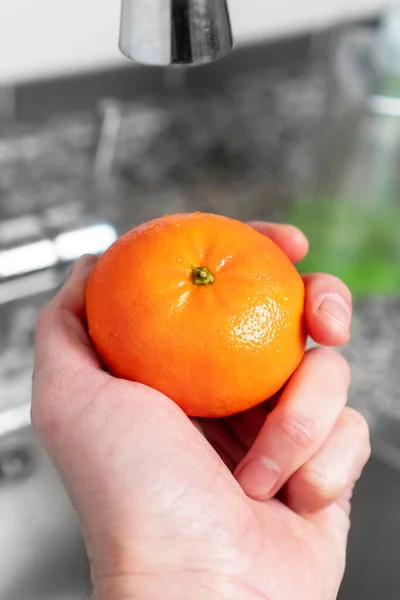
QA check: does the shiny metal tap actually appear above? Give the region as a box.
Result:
[119,0,234,66]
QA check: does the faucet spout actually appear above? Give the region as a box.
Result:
[119,0,234,66]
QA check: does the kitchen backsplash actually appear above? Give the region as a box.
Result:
[0,0,386,84]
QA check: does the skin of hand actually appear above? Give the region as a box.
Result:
[32,222,371,600]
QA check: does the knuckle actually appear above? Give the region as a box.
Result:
[278,411,316,450]
[301,468,339,500]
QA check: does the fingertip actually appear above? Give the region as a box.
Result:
[304,274,352,347]
[67,254,98,284]
[235,456,281,501]
[285,225,309,250]
[57,254,98,316]
[248,222,309,263]
[282,225,310,261]
[309,316,351,348]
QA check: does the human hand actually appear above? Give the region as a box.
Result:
[32,222,370,600]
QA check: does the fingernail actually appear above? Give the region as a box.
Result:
[318,294,351,331]
[235,457,280,500]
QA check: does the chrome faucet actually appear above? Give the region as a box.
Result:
[119,0,234,66]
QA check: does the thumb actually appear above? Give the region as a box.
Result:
[32,258,235,576]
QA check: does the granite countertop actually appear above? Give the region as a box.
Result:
[1,68,399,458]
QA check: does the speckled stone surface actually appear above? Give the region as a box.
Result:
[343,298,400,422]
[1,69,399,452]
[1,66,400,600]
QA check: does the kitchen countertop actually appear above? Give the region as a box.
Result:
[1,66,400,462]
[1,60,400,600]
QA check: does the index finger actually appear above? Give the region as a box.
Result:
[234,348,350,502]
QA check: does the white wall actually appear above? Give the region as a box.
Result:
[0,0,387,84]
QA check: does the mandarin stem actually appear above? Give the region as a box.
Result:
[192,266,215,286]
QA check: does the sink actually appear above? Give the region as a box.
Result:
[0,271,399,600]
[0,419,89,600]
[340,453,400,600]
[1,408,400,600]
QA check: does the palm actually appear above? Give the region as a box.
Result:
[86,378,348,600]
